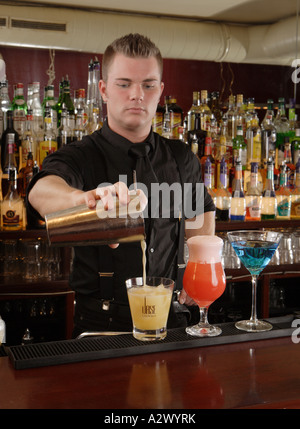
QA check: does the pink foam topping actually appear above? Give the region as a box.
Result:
[187,235,223,263]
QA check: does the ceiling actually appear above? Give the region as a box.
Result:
[0,0,300,65]
[2,0,299,25]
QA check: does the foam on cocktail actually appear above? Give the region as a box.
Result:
[187,235,223,264]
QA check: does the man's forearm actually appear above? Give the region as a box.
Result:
[185,211,216,239]
[28,175,85,218]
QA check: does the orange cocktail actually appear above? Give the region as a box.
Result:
[183,235,226,337]
[183,261,225,308]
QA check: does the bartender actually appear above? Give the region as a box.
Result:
[27,33,215,336]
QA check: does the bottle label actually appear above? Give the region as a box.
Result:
[252,134,261,161]
[246,197,261,219]
[230,198,246,220]
[241,149,247,168]
[170,112,182,139]
[152,112,163,135]
[277,198,290,216]
[291,201,300,217]
[39,140,58,164]
[14,99,25,106]
[2,210,21,229]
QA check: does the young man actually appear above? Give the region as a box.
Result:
[28,33,215,336]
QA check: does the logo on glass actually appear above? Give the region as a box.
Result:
[142,298,156,316]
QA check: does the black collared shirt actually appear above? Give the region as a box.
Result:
[27,121,215,302]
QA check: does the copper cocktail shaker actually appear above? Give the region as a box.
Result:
[45,194,145,246]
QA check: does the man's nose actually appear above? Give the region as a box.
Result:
[130,84,144,101]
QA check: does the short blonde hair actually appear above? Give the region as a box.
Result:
[102,33,163,81]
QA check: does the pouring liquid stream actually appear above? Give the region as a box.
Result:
[141,239,147,286]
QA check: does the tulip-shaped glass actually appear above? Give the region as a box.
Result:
[183,235,226,337]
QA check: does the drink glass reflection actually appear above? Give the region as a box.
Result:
[227,230,282,332]
[183,235,226,337]
[126,277,174,341]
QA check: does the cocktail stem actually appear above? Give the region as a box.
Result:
[199,307,209,325]
[250,275,258,323]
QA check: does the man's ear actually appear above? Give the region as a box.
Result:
[99,80,108,102]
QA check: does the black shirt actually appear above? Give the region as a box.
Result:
[27,121,215,303]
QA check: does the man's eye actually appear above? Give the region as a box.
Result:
[116,83,130,88]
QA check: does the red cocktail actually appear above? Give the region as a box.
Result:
[183,235,226,337]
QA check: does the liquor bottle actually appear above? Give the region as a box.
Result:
[261,159,277,220]
[87,59,94,120]
[12,83,27,137]
[224,94,236,139]
[187,113,206,157]
[190,134,200,160]
[209,115,219,156]
[57,104,72,147]
[27,83,33,109]
[20,151,34,198]
[0,80,12,139]
[288,98,296,136]
[178,122,188,145]
[290,127,300,166]
[214,157,231,221]
[199,90,211,131]
[73,108,87,141]
[246,114,261,168]
[55,76,74,127]
[74,88,89,127]
[275,162,291,219]
[232,125,247,171]
[230,159,246,221]
[162,103,172,139]
[187,91,201,132]
[235,94,246,136]
[92,57,103,123]
[20,110,37,169]
[245,162,262,221]
[39,106,58,167]
[210,91,222,128]
[283,138,295,188]
[164,96,183,139]
[215,120,230,189]
[86,110,101,135]
[54,77,64,125]
[274,98,290,167]
[1,111,20,172]
[0,166,25,231]
[152,104,164,135]
[200,131,215,187]
[245,97,256,130]
[204,157,216,202]
[42,85,58,131]
[31,82,43,138]
[291,158,300,219]
[2,133,17,174]
[261,99,276,168]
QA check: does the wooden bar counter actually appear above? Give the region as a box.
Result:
[0,335,300,410]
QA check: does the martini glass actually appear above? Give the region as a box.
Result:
[227,230,282,332]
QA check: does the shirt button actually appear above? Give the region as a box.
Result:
[150,248,155,253]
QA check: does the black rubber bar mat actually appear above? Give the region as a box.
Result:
[6,315,297,370]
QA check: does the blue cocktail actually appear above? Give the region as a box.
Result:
[227,230,282,332]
